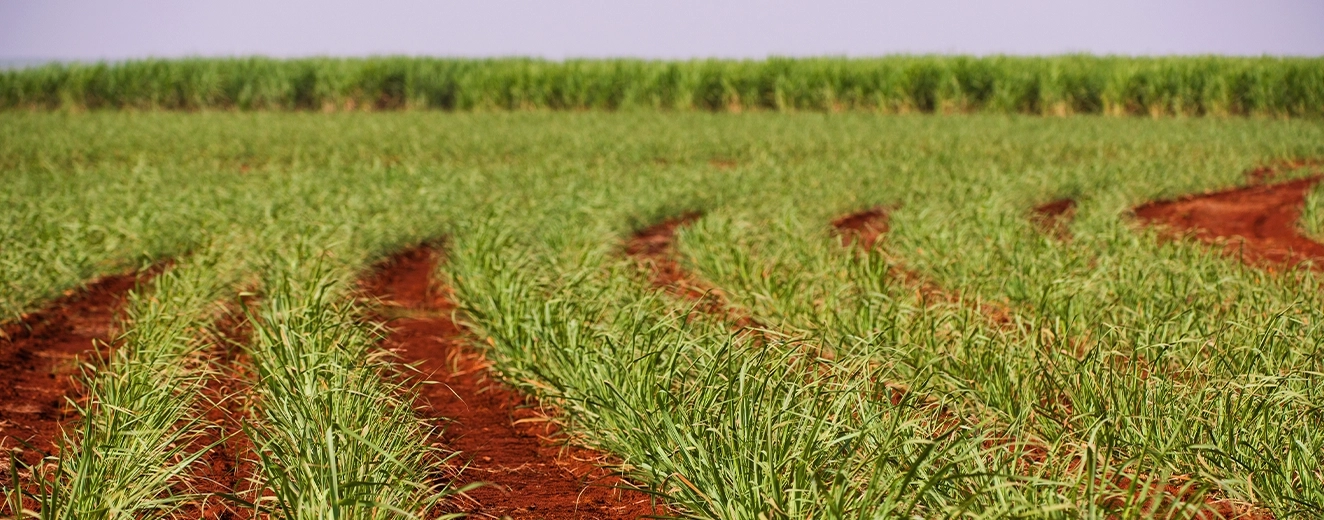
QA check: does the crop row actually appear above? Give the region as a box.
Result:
[3,55,1323,116]
[2,112,1321,518]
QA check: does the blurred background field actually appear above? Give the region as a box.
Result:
[3,55,1323,116]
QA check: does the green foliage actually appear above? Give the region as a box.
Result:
[2,56,1323,116]
[1303,182,1324,241]
[25,247,242,519]
[2,111,1323,518]
[0,159,216,321]
[246,255,452,519]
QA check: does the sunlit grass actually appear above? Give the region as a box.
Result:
[23,247,242,519]
[1303,181,1324,241]
[2,111,1322,518]
[245,253,455,519]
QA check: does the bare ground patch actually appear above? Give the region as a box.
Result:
[0,266,164,472]
[362,246,663,519]
[1135,176,1324,270]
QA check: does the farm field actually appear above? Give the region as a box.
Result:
[1,111,1323,519]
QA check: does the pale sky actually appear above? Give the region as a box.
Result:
[2,0,1322,62]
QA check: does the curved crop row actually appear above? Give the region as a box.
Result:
[3,111,1322,519]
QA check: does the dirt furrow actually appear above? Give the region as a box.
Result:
[833,207,1015,326]
[833,207,1015,407]
[0,267,163,474]
[1244,158,1324,185]
[185,297,260,520]
[625,214,761,330]
[362,246,661,520]
[625,209,1273,517]
[1134,175,1324,270]
[831,207,891,250]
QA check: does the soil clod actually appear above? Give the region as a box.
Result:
[1134,176,1324,269]
[831,208,890,249]
[363,247,662,519]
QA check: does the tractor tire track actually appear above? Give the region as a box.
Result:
[362,246,662,520]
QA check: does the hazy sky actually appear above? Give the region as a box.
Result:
[2,0,1322,61]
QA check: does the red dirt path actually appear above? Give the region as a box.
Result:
[0,268,159,473]
[831,208,1015,325]
[1134,176,1324,270]
[187,300,260,520]
[625,215,759,329]
[362,247,662,519]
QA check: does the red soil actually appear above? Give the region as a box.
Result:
[626,214,759,329]
[830,209,982,411]
[0,268,160,473]
[1031,198,1077,240]
[708,158,738,170]
[1134,176,1324,270]
[186,300,260,520]
[1102,473,1274,520]
[362,247,662,519]
[624,213,705,297]
[830,207,890,250]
